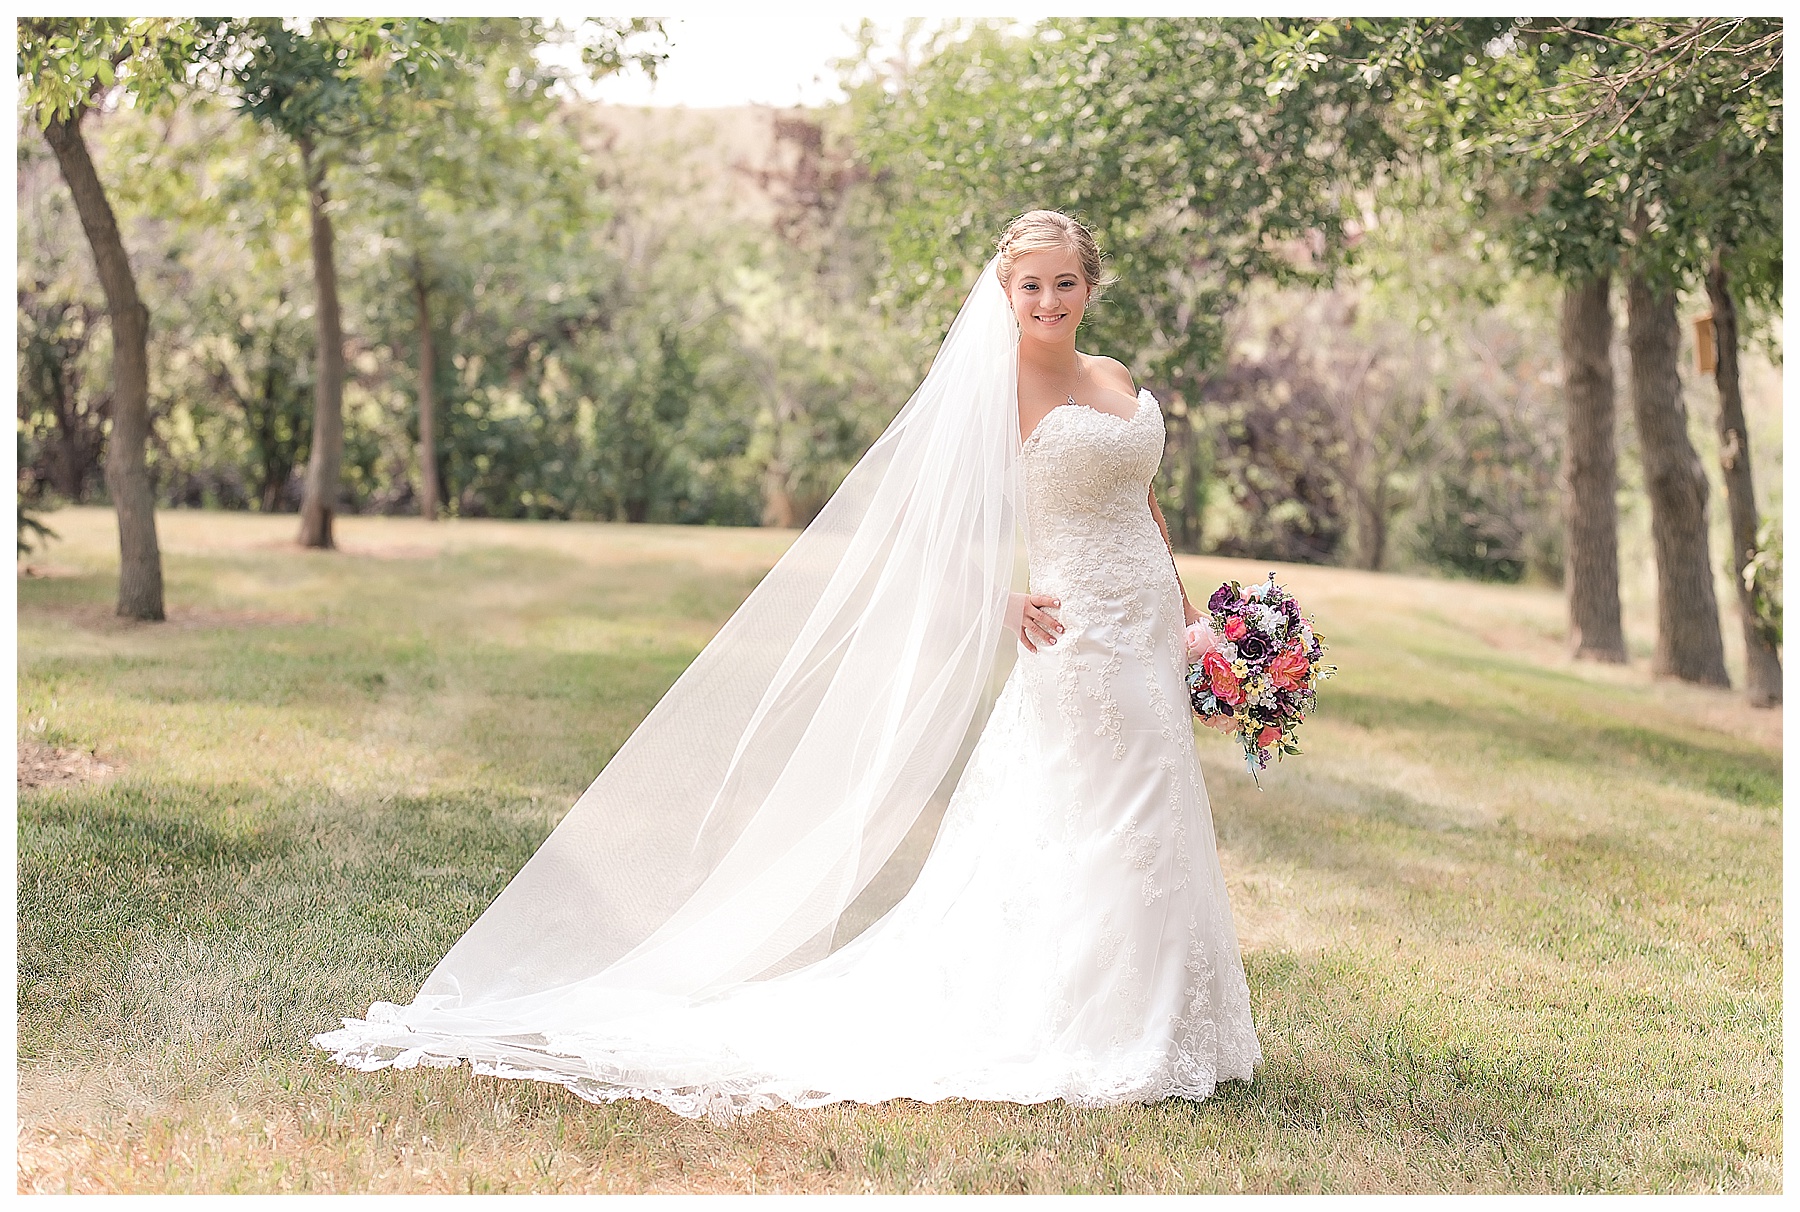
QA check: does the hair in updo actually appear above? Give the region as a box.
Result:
[995,210,1111,301]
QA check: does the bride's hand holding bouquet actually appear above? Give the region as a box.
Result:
[1182,615,1238,734]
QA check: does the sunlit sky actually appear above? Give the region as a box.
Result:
[542,8,1222,108]
[576,13,877,109]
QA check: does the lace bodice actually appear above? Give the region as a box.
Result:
[1021,389,1170,612]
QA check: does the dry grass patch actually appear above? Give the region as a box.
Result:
[17,736,115,791]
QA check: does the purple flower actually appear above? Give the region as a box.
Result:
[1237,633,1271,663]
[1207,583,1236,614]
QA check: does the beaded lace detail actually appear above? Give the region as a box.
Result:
[1021,392,1171,649]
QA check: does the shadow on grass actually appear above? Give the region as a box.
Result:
[788,947,1631,1192]
[17,779,559,1063]
[25,620,693,723]
[1151,950,1642,1192]
[1325,689,1779,809]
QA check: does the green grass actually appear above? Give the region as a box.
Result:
[16,507,1781,1193]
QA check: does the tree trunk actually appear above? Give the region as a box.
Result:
[1626,270,1729,686]
[1560,275,1625,662]
[297,137,346,549]
[1704,253,1781,705]
[46,339,101,502]
[1327,348,1384,571]
[42,112,164,620]
[1175,407,1207,553]
[255,354,285,512]
[413,261,441,521]
[761,461,798,529]
[1353,476,1388,572]
[760,384,798,528]
[52,409,93,501]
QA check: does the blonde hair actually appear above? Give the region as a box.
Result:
[995,210,1110,300]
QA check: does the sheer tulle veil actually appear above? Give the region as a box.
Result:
[318,256,1023,1070]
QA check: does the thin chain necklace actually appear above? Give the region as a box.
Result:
[1060,359,1085,408]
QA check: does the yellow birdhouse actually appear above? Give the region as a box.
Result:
[1694,313,1717,375]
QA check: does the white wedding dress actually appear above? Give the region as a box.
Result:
[317,385,1263,1118]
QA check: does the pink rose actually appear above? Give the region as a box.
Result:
[1223,616,1248,641]
[1185,621,1218,661]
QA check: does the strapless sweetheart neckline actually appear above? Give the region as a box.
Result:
[1020,387,1154,452]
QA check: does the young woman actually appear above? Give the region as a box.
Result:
[319,210,1262,1119]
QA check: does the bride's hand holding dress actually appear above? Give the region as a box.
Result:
[1008,591,1064,652]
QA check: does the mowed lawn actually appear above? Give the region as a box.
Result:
[16,507,1782,1194]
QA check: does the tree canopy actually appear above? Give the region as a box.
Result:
[16,16,1782,619]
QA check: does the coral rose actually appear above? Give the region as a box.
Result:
[1223,616,1248,641]
[1257,725,1281,746]
[1268,648,1310,691]
[1202,650,1243,706]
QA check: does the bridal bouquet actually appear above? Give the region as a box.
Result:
[1185,573,1336,780]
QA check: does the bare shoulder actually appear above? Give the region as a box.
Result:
[1081,353,1138,402]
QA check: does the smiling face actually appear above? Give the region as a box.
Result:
[1005,245,1090,346]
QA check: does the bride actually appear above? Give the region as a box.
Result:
[317,210,1263,1119]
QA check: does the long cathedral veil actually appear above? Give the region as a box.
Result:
[319,257,1022,1067]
